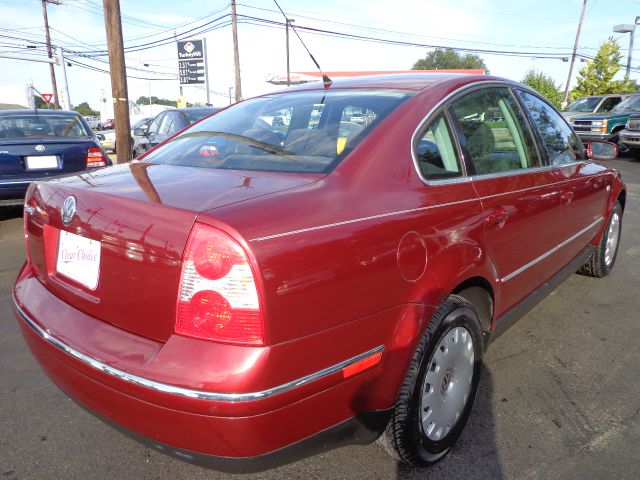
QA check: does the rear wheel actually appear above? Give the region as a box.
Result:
[579,201,622,278]
[378,295,483,466]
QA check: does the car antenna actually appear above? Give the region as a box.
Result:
[272,0,332,88]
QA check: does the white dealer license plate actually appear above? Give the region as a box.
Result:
[25,155,59,170]
[56,230,101,290]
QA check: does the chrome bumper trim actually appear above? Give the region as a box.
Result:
[13,296,384,403]
[501,217,603,283]
[620,129,640,139]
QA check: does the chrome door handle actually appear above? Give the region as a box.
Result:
[560,191,574,205]
[485,206,508,229]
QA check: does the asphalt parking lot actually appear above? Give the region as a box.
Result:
[1,157,639,480]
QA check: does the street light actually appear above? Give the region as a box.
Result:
[613,16,640,79]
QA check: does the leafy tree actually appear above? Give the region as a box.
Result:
[521,69,563,109]
[73,102,99,116]
[135,96,177,107]
[571,37,635,99]
[412,48,489,73]
[33,95,49,109]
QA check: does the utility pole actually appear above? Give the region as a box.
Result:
[562,0,588,107]
[286,18,295,87]
[230,0,242,102]
[41,0,60,109]
[103,0,131,164]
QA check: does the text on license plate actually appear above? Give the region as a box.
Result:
[56,230,101,290]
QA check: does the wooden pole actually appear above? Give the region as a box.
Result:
[231,0,242,102]
[562,0,588,107]
[41,0,60,109]
[103,0,131,164]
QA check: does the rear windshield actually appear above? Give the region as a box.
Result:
[565,97,600,112]
[0,114,91,139]
[142,89,413,173]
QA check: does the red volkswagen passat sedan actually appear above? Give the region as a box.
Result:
[13,74,625,472]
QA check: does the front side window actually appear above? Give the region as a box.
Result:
[517,90,583,166]
[414,113,462,180]
[141,89,413,173]
[158,113,175,135]
[450,87,539,175]
[147,114,163,135]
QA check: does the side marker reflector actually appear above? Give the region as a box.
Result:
[342,351,383,379]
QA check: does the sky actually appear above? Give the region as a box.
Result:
[0,0,639,112]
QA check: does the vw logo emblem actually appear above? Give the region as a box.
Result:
[61,196,77,226]
[35,145,45,152]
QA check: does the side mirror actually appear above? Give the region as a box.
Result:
[587,140,618,161]
[96,134,105,141]
[134,128,146,136]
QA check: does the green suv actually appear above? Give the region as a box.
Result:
[567,93,640,145]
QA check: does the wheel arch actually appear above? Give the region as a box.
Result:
[451,277,494,334]
[618,188,626,212]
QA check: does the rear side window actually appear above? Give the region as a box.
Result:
[141,89,413,173]
[598,97,621,112]
[517,90,583,166]
[414,113,462,180]
[450,87,539,175]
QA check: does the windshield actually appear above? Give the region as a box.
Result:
[565,97,601,112]
[0,114,91,139]
[613,95,640,112]
[142,89,413,173]
[184,108,218,122]
[132,117,151,129]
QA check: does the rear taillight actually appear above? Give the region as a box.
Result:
[176,223,264,345]
[86,147,107,168]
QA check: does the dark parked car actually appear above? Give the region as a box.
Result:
[14,74,625,472]
[132,107,218,157]
[0,110,109,206]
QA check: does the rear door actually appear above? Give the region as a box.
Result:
[448,86,567,315]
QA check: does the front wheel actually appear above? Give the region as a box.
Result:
[378,295,483,466]
[579,201,622,277]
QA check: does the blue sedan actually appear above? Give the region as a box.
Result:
[0,110,111,206]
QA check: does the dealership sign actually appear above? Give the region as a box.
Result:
[177,39,206,85]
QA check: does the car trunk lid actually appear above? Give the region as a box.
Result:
[24,163,322,342]
[0,138,91,180]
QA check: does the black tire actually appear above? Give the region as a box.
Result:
[378,295,483,466]
[578,201,623,278]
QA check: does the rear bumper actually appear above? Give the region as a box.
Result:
[13,263,422,469]
[0,180,29,201]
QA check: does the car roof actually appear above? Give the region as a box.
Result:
[269,73,509,95]
[0,109,81,116]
